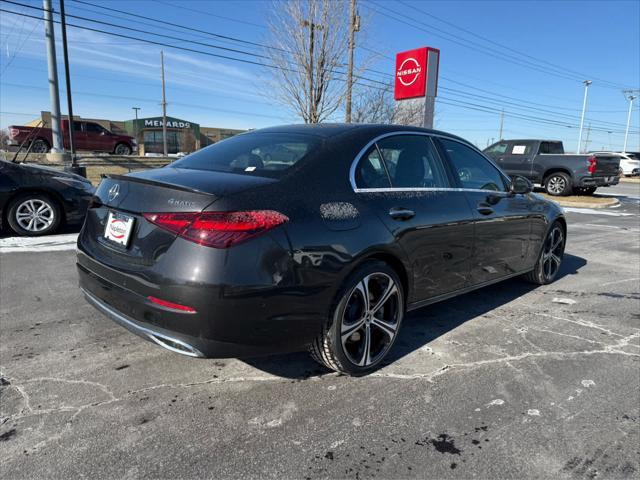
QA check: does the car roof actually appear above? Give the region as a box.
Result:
[250,123,476,147]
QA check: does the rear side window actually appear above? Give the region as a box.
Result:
[539,142,564,154]
[355,147,391,189]
[438,138,507,192]
[376,135,449,188]
[171,133,320,178]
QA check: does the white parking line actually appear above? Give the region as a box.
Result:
[0,233,79,253]
[563,207,636,217]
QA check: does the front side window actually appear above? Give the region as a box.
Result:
[171,132,320,178]
[485,142,508,155]
[438,138,507,192]
[85,122,106,134]
[377,135,449,188]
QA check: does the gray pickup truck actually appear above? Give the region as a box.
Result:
[483,139,620,196]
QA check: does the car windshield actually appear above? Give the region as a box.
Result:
[171,132,321,178]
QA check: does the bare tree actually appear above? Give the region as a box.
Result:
[352,84,429,126]
[266,0,349,123]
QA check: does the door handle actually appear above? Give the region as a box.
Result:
[388,207,415,220]
[477,203,494,215]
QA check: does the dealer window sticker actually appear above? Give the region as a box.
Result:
[512,145,527,154]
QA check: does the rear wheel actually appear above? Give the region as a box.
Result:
[544,172,572,196]
[309,261,404,375]
[114,143,132,155]
[7,193,61,236]
[30,138,50,154]
[523,222,565,285]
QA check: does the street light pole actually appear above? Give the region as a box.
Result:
[43,0,63,153]
[577,80,592,153]
[59,0,76,165]
[132,106,140,139]
[160,51,168,156]
[623,93,637,153]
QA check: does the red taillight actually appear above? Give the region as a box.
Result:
[147,295,196,313]
[143,212,196,235]
[9,127,19,138]
[143,210,288,248]
[587,156,597,174]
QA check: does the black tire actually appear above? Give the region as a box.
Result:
[30,138,50,154]
[523,221,565,285]
[573,186,597,196]
[6,193,61,236]
[544,172,572,196]
[114,143,132,155]
[309,260,405,376]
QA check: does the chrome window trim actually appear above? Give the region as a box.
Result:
[349,130,510,193]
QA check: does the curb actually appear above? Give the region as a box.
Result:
[538,194,620,209]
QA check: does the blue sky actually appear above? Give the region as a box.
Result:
[1,0,639,151]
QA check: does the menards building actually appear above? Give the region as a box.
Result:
[30,111,245,155]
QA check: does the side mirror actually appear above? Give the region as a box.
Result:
[510,175,533,195]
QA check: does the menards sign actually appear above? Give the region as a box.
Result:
[143,117,191,129]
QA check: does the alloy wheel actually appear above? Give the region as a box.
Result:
[115,144,131,155]
[547,176,566,195]
[31,140,48,154]
[15,199,55,232]
[542,226,564,280]
[340,273,401,367]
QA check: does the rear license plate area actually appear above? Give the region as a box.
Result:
[104,211,134,247]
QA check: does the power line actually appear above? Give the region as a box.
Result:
[394,0,636,91]
[1,4,636,137]
[364,0,636,90]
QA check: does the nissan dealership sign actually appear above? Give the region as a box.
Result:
[394,47,440,101]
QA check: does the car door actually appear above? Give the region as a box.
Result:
[84,122,112,152]
[435,137,534,286]
[500,141,535,179]
[353,134,475,304]
[71,121,88,150]
[484,141,509,167]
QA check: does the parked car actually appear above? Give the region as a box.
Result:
[7,120,137,155]
[0,158,95,236]
[77,124,566,375]
[483,139,620,195]
[590,151,640,176]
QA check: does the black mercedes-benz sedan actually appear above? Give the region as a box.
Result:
[77,124,566,375]
[1,158,95,236]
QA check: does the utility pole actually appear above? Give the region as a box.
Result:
[577,80,592,153]
[301,19,324,123]
[160,51,168,156]
[345,0,360,123]
[132,106,140,140]
[623,91,637,153]
[498,109,504,140]
[583,122,591,153]
[43,0,63,153]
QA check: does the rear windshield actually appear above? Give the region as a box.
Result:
[171,132,320,178]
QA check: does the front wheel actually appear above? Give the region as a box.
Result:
[544,172,572,196]
[114,143,132,155]
[7,193,61,236]
[523,222,565,285]
[30,138,50,154]
[309,261,405,375]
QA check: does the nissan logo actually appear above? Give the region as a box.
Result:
[107,184,120,202]
[396,57,422,86]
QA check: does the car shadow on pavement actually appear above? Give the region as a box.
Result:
[242,253,587,379]
[0,222,83,239]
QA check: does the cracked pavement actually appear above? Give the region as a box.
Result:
[1,186,639,479]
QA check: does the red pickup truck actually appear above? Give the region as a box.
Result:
[7,120,137,155]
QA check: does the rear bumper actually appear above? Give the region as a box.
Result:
[577,175,619,187]
[77,254,326,358]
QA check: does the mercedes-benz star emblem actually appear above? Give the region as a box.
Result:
[107,184,120,202]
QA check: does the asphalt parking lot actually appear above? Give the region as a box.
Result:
[1,183,639,479]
